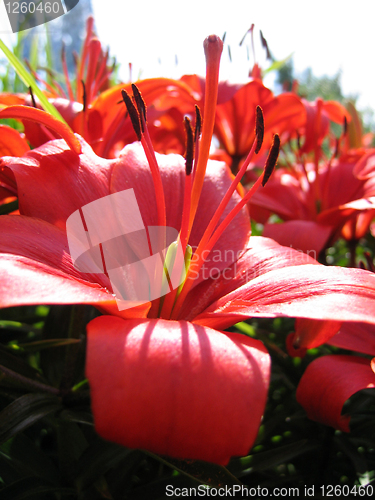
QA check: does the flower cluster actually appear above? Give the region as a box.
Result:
[0,23,375,469]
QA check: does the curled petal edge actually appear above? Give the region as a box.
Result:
[296,355,375,432]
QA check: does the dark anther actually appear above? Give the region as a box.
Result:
[333,137,340,159]
[343,116,348,136]
[363,252,375,273]
[131,84,147,126]
[81,80,87,112]
[255,105,264,154]
[260,30,272,60]
[194,105,202,142]
[28,86,37,108]
[262,134,280,187]
[121,89,142,141]
[239,24,254,46]
[228,45,232,62]
[184,117,194,176]
[296,131,301,150]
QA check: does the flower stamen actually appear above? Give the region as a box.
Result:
[262,133,280,186]
[255,105,264,154]
[121,86,166,227]
[121,89,142,140]
[171,131,279,319]
[193,105,202,179]
[159,118,194,319]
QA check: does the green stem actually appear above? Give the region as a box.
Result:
[59,305,87,396]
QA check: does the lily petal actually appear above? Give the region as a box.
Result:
[1,138,113,229]
[86,316,270,464]
[292,318,342,349]
[91,78,198,140]
[328,322,375,356]
[179,236,319,321]
[194,265,375,330]
[111,143,250,279]
[0,125,30,156]
[263,220,333,255]
[0,105,81,154]
[296,355,375,431]
[0,215,149,318]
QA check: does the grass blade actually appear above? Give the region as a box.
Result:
[0,38,67,124]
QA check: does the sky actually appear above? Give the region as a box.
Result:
[0,0,374,116]
[90,0,375,115]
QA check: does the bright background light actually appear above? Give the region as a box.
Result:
[91,0,375,113]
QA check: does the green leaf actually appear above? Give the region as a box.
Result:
[234,321,256,337]
[0,200,19,215]
[0,393,61,445]
[143,451,242,487]
[75,439,135,490]
[129,475,198,500]
[17,338,81,352]
[0,450,24,484]
[58,407,93,426]
[28,33,39,72]
[0,476,75,500]
[57,420,88,485]
[10,434,60,484]
[335,435,369,475]
[0,363,60,395]
[0,319,33,343]
[0,38,66,124]
[230,440,317,474]
[40,305,74,388]
[0,345,45,381]
[43,28,54,88]
[263,53,294,76]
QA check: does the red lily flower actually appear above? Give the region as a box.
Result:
[294,322,375,432]
[89,77,198,158]
[2,35,375,465]
[249,145,375,257]
[0,125,28,209]
[247,96,367,257]
[0,18,197,159]
[0,17,113,147]
[298,97,351,154]
[161,74,306,172]
[213,80,306,171]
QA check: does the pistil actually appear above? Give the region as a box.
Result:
[188,35,223,239]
